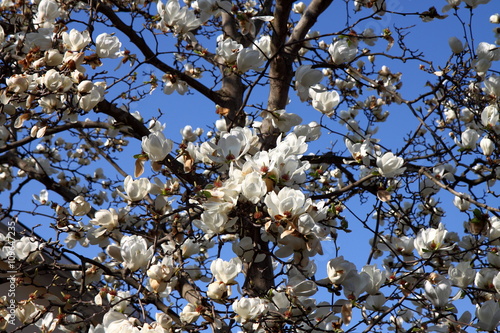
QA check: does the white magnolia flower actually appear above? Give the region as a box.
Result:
[120,235,154,271]
[162,75,188,95]
[481,105,499,127]
[33,189,49,205]
[194,0,232,22]
[361,28,378,46]
[180,303,201,323]
[44,49,63,66]
[78,83,105,112]
[14,237,40,261]
[103,311,140,333]
[236,48,264,73]
[453,193,471,211]
[361,264,386,295]
[476,300,500,331]
[172,7,201,34]
[376,152,406,177]
[193,209,237,235]
[454,128,479,150]
[475,268,497,291]
[309,85,340,116]
[216,37,242,63]
[327,256,356,285]
[6,74,30,93]
[241,171,267,204]
[142,131,173,162]
[44,69,73,93]
[264,187,311,220]
[424,278,452,308]
[62,29,91,52]
[463,0,491,9]
[414,223,453,258]
[484,74,500,97]
[292,2,306,14]
[90,208,119,231]
[207,281,230,300]
[96,33,122,58]
[477,42,500,62]
[121,175,151,201]
[70,195,91,216]
[295,65,323,101]
[480,136,494,156]
[232,297,268,323]
[365,294,387,311]
[329,39,357,64]
[448,261,475,288]
[34,0,60,26]
[210,257,242,284]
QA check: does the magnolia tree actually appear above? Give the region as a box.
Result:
[2,0,500,331]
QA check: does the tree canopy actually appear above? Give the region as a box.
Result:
[1,0,500,332]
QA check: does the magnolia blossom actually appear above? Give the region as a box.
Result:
[329,39,357,64]
[480,136,494,156]
[216,37,242,63]
[376,152,406,177]
[62,29,91,52]
[34,0,60,26]
[453,193,471,211]
[91,208,119,231]
[121,175,151,201]
[193,209,237,235]
[295,65,323,101]
[309,85,340,116]
[454,128,479,150]
[96,33,122,58]
[236,48,264,73]
[361,264,386,295]
[207,281,230,300]
[464,0,491,8]
[241,171,267,204]
[120,235,154,271]
[327,256,356,285]
[162,74,188,95]
[180,303,201,323]
[292,1,306,14]
[232,297,268,323]
[476,300,500,331]
[70,195,91,216]
[142,131,173,162]
[210,257,242,284]
[103,311,140,333]
[481,105,499,127]
[44,69,73,92]
[484,74,500,97]
[424,278,452,308]
[414,223,452,258]
[264,187,311,220]
[14,237,40,261]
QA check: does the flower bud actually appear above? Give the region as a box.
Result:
[480,136,494,156]
[448,37,464,54]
